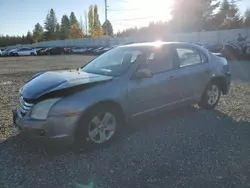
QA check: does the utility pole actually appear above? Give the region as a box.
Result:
[104,0,109,47]
[105,0,108,21]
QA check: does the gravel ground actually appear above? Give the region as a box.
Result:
[0,55,250,188]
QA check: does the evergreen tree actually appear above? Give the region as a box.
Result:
[228,0,243,28]
[102,20,113,36]
[44,8,57,40]
[214,0,243,29]
[32,23,43,42]
[55,23,60,40]
[26,31,33,44]
[244,8,250,27]
[60,15,70,40]
[171,0,220,32]
[69,12,79,27]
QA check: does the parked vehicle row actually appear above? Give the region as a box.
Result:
[70,46,112,55]
[4,41,249,60]
[0,45,114,57]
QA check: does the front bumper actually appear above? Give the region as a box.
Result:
[12,108,79,146]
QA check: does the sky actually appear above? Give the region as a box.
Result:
[0,0,249,36]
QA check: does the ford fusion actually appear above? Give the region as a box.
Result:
[13,42,231,150]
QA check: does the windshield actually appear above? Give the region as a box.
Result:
[81,46,143,76]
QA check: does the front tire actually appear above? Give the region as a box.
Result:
[199,81,221,109]
[75,104,121,151]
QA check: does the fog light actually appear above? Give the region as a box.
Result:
[40,129,45,136]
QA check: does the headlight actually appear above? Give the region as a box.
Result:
[223,64,230,73]
[30,98,61,120]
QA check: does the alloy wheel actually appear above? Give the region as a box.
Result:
[88,112,116,144]
[207,84,219,105]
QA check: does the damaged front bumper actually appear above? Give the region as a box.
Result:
[12,108,80,146]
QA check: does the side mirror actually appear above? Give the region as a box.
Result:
[133,68,153,79]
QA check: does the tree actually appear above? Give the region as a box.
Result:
[244,9,250,27]
[93,5,103,37]
[32,23,43,42]
[0,35,31,47]
[26,31,33,44]
[55,23,60,40]
[171,0,220,32]
[44,8,57,40]
[69,12,79,27]
[102,20,113,36]
[69,24,84,39]
[88,5,94,37]
[84,11,88,36]
[214,0,243,29]
[60,15,70,40]
[228,0,243,28]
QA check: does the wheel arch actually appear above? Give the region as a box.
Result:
[80,100,127,124]
[208,76,228,95]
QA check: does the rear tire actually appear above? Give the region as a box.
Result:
[30,52,35,56]
[74,104,122,151]
[13,53,18,56]
[199,81,221,109]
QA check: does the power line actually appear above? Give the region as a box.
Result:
[107,8,140,12]
[112,23,140,27]
[111,16,158,22]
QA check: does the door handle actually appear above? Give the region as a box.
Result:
[205,68,211,73]
[168,76,175,80]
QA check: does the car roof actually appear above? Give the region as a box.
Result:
[120,42,201,47]
[120,42,210,56]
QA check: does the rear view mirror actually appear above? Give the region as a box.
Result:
[134,68,153,79]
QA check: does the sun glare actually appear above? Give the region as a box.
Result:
[126,0,173,22]
[112,0,174,32]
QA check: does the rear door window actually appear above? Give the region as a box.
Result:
[175,48,203,67]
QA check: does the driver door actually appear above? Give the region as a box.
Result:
[127,46,178,117]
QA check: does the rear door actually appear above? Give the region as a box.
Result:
[17,48,25,55]
[171,44,212,100]
[23,48,31,55]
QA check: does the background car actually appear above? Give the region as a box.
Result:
[93,47,104,53]
[12,48,37,56]
[1,49,11,56]
[36,47,47,55]
[94,47,111,55]
[64,47,73,54]
[41,47,65,55]
[71,47,87,54]
[8,48,20,56]
[83,47,95,54]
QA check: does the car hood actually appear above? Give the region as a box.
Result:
[21,70,113,100]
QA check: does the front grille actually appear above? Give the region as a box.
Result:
[19,96,34,117]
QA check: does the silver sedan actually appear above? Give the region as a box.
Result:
[13,42,231,150]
